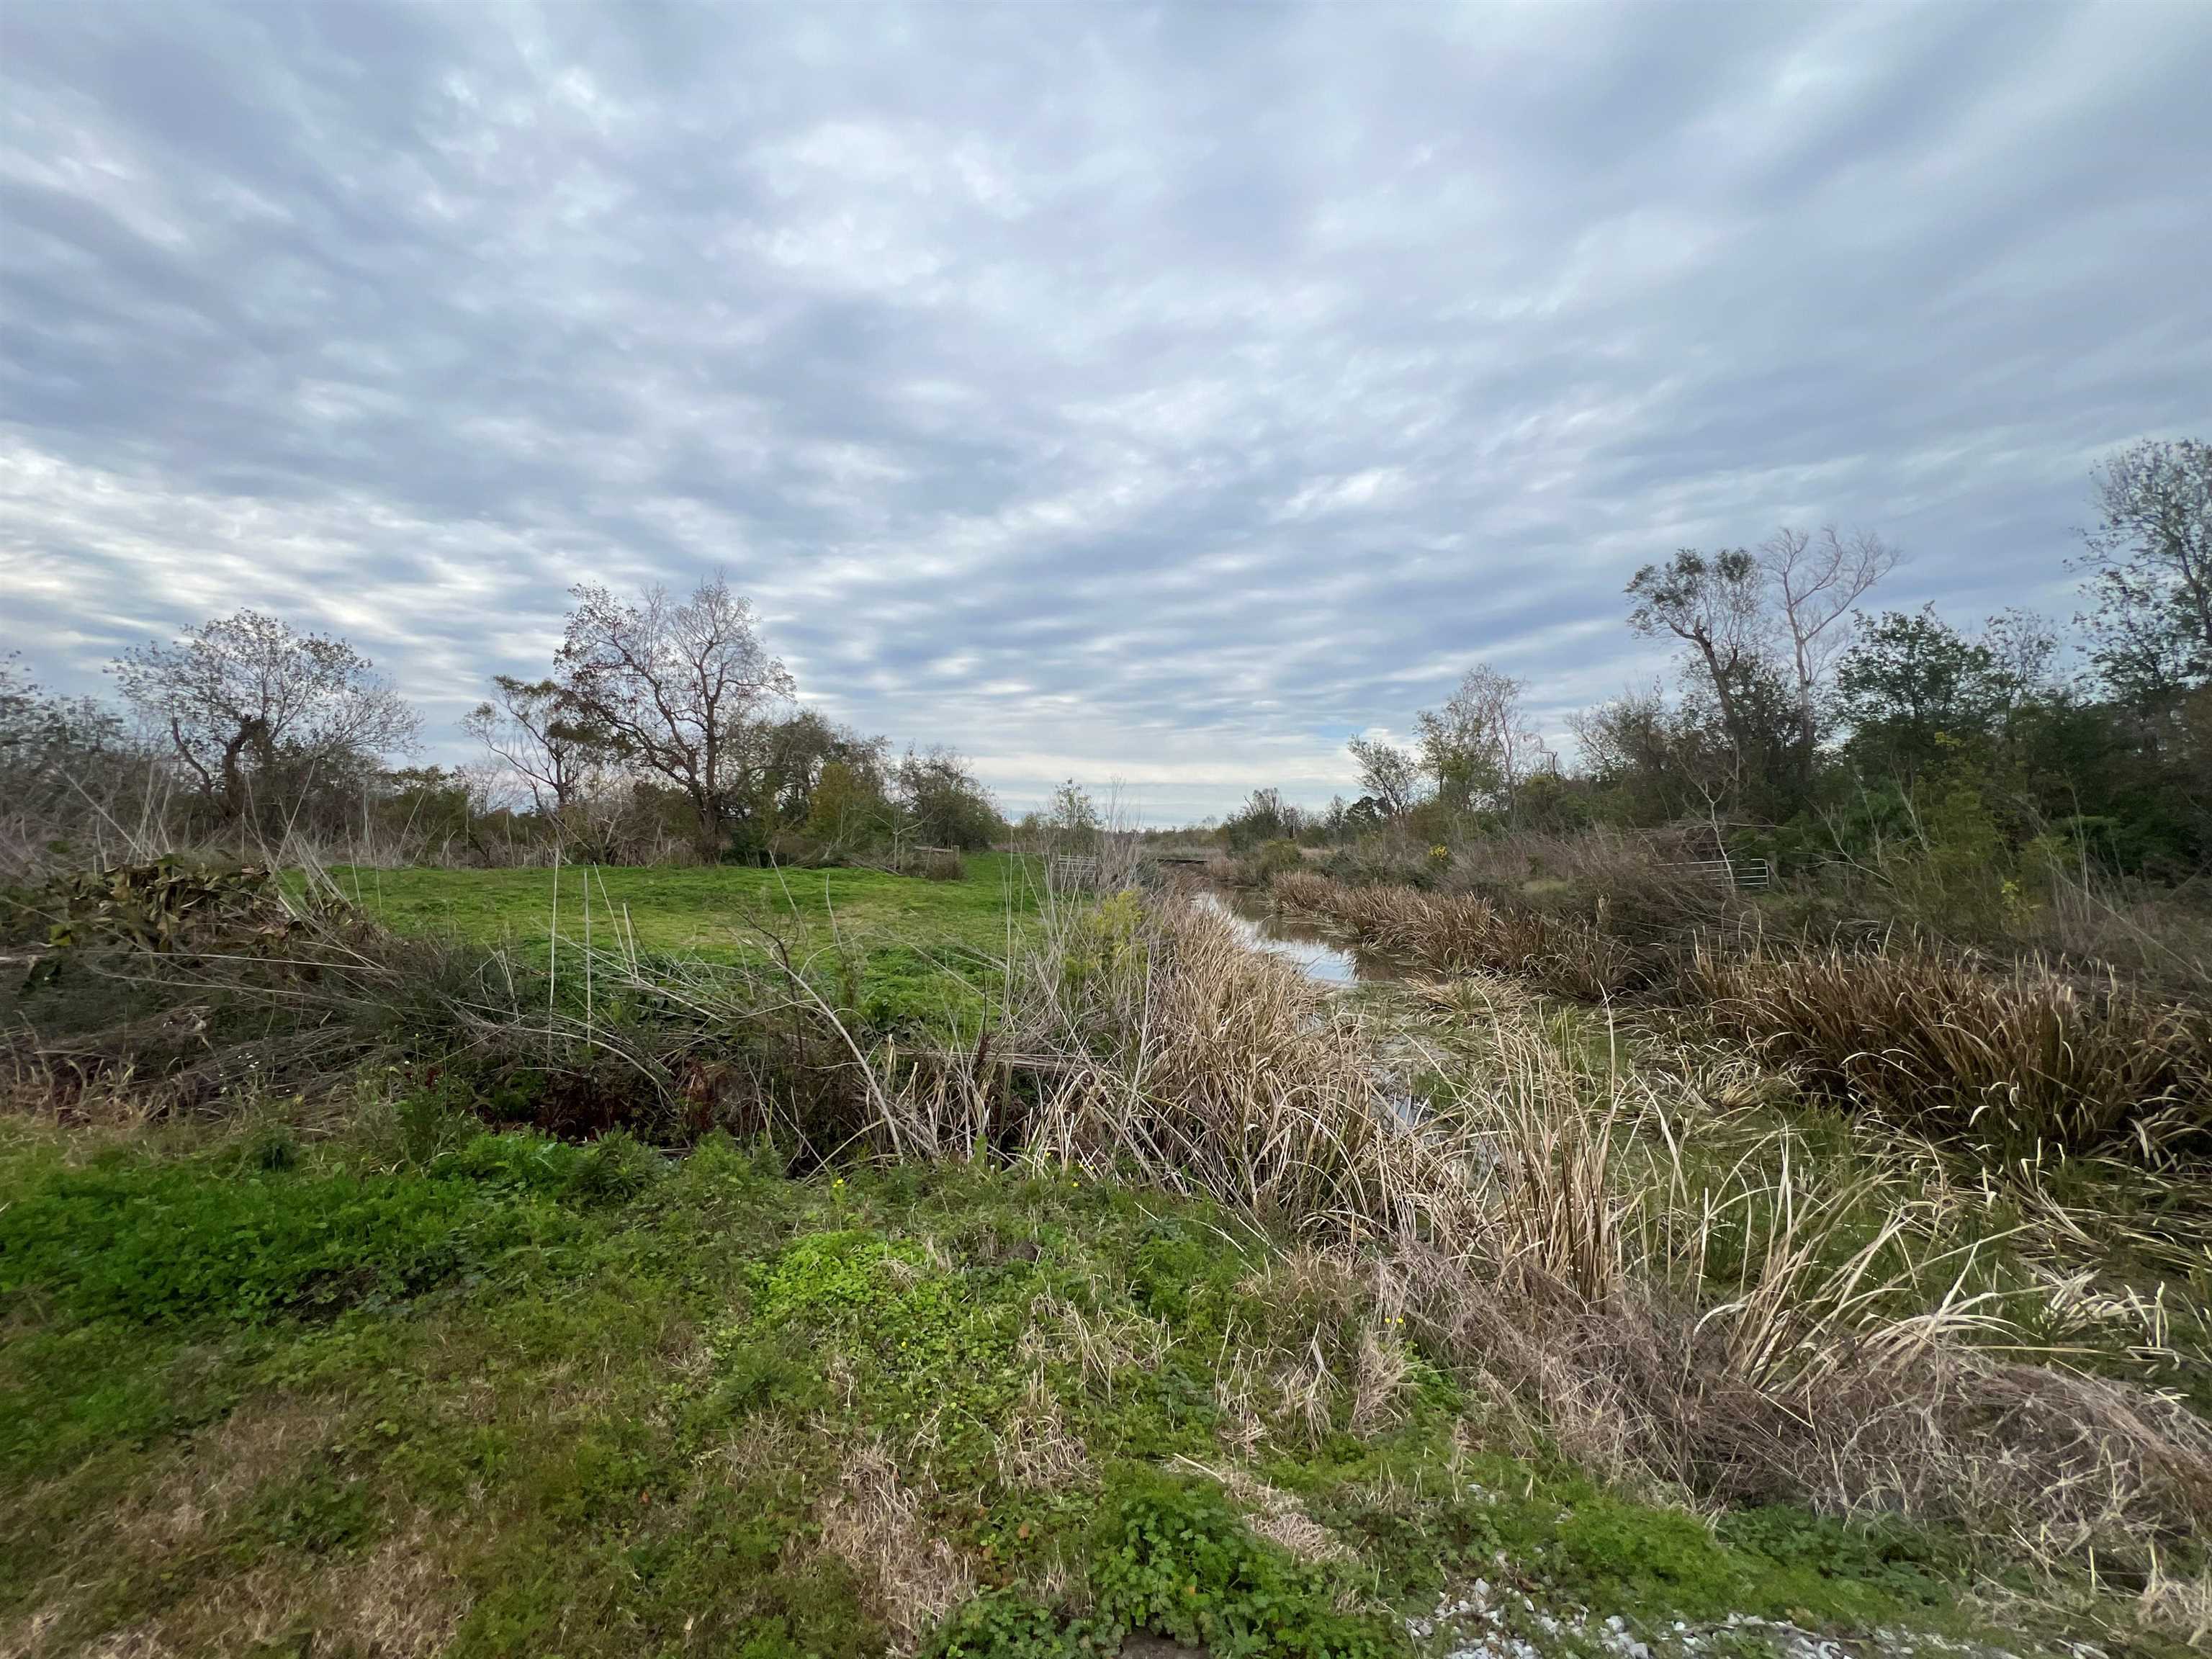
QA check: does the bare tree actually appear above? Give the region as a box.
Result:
[113,610,418,822]
[462,675,606,817]
[1759,526,1899,788]
[557,574,793,858]
[1416,664,1547,817]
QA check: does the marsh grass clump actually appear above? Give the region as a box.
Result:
[1272,869,1647,999]
[1688,938,2212,1154]
[876,886,1483,1246]
[1276,866,2212,1162]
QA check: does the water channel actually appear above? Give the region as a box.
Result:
[1188,886,1395,987]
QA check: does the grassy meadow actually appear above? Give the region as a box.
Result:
[328,853,1041,961]
[325,852,1044,1033]
[3,853,2209,1658]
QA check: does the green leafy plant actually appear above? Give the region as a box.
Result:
[1087,1468,1400,1658]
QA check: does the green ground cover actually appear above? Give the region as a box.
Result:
[329,853,1040,959]
[325,853,1045,1031]
[0,1092,2038,1659]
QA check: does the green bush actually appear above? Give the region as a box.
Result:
[924,1593,1076,1658]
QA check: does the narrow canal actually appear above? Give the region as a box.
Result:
[1189,886,1393,986]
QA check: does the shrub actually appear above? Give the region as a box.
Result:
[1688,940,2212,1153]
[912,846,965,881]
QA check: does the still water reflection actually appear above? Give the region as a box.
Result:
[1189,887,1393,986]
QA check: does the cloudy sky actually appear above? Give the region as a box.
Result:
[3,2,2208,820]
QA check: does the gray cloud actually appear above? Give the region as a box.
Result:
[3,1,2208,821]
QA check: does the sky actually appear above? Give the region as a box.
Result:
[3,3,2208,822]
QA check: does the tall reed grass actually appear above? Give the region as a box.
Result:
[1272,869,1644,999]
[850,891,2212,1578]
[1689,940,2212,1155]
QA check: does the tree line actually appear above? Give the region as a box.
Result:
[5,436,2204,887]
[1,577,1005,876]
[1224,437,2211,891]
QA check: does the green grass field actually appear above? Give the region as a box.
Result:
[330,852,1042,960]
[325,852,1046,1032]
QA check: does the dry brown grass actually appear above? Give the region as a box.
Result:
[863,890,2212,1583]
[0,1399,358,1659]
[6,1516,463,1659]
[1349,1318,1416,1437]
[873,892,1484,1248]
[1272,870,1642,1000]
[2137,1560,2212,1647]
[1689,938,2212,1154]
[814,1440,976,1653]
[1021,1290,1174,1398]
[994,1371,1092,1489]
[1166,1455,1352,1565]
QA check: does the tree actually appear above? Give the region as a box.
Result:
[896,748,1003,849]
[1981,607,2064,716]
[2074,437,2212,711]
[1345,735,1421,819]
[1048,779,1101,835]
[1,655,131,872]
[1833,607,2009,792]
[557,575,793,858]
[801,758,894,858]
[2,654,122,798]
[1759,526,1899,790]
[1568,683,1738,826]
[114,610,418,822]
[1414,664,1546,817]
[462,675,608,817]
[1220,786,1302,850]
[732,710,889,858]
[1625,548,1768,794]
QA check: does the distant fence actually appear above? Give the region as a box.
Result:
[1665,857,1772,891]
[1048,855,1101,891]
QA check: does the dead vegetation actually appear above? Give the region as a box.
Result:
[1272,868,1646,1000]
[814,1440,976,1652]
[1688,938,2212,1153]
[850,890,2212,1589]
[1274,866,2212,1159]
